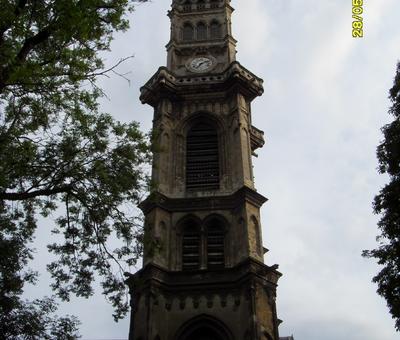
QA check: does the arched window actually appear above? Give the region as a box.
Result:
[180,214,226,271]
[206,219,225,269]
[210,21,221,39]
[196,22,207,40]
[186,122,219,190]
[183,327,224,340]
[182,222,201,271]
[183,23,194,41]
[176,315,233,340]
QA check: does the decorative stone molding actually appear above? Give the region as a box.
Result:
[139,186,268,215]
[140,62,264,107]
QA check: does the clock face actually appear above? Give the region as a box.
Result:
[189,57,213,72]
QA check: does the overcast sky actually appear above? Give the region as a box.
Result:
[26,1,400,339]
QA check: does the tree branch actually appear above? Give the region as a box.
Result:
[0,0,29,88]
[16,26,52,63]
[0,0,28,38]
[0,25,54,93]
[0,185,73,201]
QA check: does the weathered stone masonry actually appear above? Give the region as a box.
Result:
[126,1,285,339]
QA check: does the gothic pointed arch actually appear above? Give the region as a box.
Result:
[176,214,203,232]
[179,111,226,135]
[203,214,229,231]
[175,315,233,340]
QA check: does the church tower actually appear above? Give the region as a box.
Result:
[127,1,283,339]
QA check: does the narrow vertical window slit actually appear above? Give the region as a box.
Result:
[182,224,201,271]
[207,222,225,269]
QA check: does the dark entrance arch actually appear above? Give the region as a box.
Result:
[183,326,223,340]
[175,315,233,340]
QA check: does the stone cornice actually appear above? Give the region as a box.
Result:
[165,36,236,56]
[170,1,234,15]
[138,186,268,215]
[125,258,282,293]
[250,125,266,152]
[140,62,264,107]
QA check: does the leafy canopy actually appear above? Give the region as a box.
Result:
[0,0,150,336]
[0,200,80,338]
[363,62,400,331]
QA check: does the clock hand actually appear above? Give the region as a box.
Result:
[198,60,210,68]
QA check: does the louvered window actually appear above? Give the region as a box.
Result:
[206,222,225,269]
[197,22,207,40]
[182,225,201,271]
[210,21,221,39]
[186,123,219,190]
[183,23,194,41]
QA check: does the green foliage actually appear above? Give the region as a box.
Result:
[0,0,150,336]
[0,200,80,338]
[363,62,400,331]
[1,296,81,339]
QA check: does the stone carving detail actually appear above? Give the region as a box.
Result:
[249,215,262,258]
[207,295,214,308]
[234,294,241,307]
[192,295,200,309]
[179,297,186,310]
[151,288,160,306]
[220,294,227,308]
[165,296,172,311]
[229,112,240,133]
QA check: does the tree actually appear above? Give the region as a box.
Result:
[363,62,400,331]
[0,0,150,337]
[0,202,80,338]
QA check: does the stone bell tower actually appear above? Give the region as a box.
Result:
[126,1,284,339]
